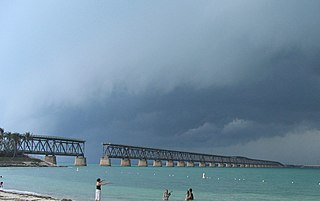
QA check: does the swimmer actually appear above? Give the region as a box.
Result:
[162,189,172,201]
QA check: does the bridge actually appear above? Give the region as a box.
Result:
[100,143,284,168]
[0,133,86,166]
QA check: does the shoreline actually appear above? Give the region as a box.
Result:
[0,189,67,201]
[0,155,56,167]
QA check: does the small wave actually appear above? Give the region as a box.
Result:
[1,188,52,198]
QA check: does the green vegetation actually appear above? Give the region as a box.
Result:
[0,128,32,157]
[0,128,53,167]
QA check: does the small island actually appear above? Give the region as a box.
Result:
[0,128,55,167]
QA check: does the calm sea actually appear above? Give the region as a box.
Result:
[0,164,319,201]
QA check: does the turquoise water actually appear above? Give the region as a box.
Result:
[0,165,320,201]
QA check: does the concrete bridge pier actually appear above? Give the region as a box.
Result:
[177,161,185,167]
[44,155,57,165]
[187,161,194,167]
[166,160,174,167]
[153,160,162,167]
[121,158,131,166]
[100,156,111,166]
[75,156,87,166]
[199,162,206,167]
[138,159,148,167]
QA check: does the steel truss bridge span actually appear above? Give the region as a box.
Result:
[17,135,85,157]
[101,143,284,168]
[1,134,87,166]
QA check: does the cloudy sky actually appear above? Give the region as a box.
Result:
[1,0,320,165]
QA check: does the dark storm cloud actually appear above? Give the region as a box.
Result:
[1,0,320,164]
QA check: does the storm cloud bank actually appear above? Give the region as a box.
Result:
[1,0,320,164]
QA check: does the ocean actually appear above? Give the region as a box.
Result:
[0,164,319,201]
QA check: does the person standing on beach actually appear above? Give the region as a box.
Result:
[95,178,110,201]
[0,176,3,188]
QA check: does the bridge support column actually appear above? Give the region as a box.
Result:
[121,158,131,167]
[187,161,194,167]
[177,161,185,167]
[44,155,57,165]
[138,159,148,167]
[166,160,174,167]
[100,156,111,166]
[153,160,162,167]
[75,156,87,166]
[199,162,206,167]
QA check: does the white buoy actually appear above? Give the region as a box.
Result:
[76,168,79,172]
[262,180,265,182]
[202,173,206,179]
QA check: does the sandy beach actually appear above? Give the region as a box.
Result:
[0,189,62,201]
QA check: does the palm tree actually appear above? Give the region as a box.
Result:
[0,131,22,157]
[0,128,4,155]
[9,132,22,157]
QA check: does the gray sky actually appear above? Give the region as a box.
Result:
[1,0,320,165]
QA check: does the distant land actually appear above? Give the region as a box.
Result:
[284,164,320,168]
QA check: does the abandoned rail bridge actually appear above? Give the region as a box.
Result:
[0,130,283,168]
[100,143,284,168]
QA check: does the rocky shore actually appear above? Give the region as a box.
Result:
[0,189,64,201]
[0,155,55,167]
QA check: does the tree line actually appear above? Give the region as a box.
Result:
[0,128,32,157]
